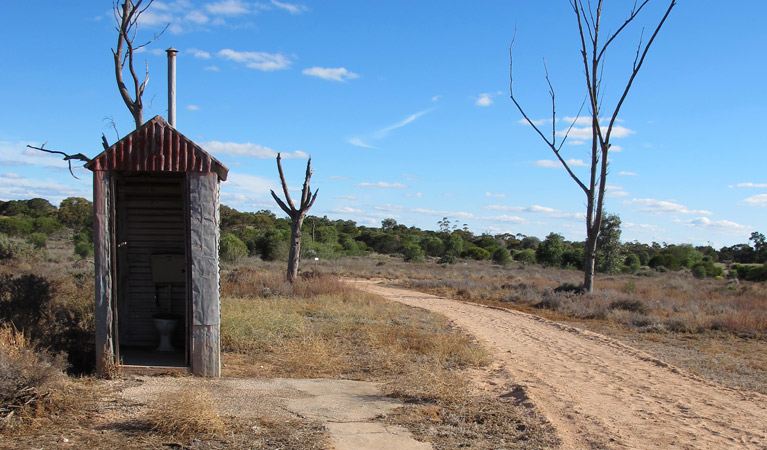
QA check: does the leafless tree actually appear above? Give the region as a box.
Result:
[510,0,675,293]
[112,0,167,129]
[271,154,319,283]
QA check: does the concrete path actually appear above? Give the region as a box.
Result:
[121,377,431,449]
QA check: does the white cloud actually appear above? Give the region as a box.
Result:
[558,125,635,140]
[475,94,493,107]
[737,182,767,188]
[302,66,359,82]
[206,0,251,16]
[188,48,211,59]
[485,192,506,198]
[619,171,637,176]
[356,182,408,189]
[623,222,659,233]
[374,204,403,212]
[204,65,220,72]
[271,0,309,14]
[405,192,423,198]
[0,173,89,204]
[375,110,431,138]
[681,217,750,233]
[742,194,767,207]
[186,105,200,111]
[328,175,352,180]
[346,137,375,149]
[517,117,552,126]
[535,158,587,168]
[331,206,363,214]
[626,198,712,215]
[218,49,291,71]
[486,214,526,223]
[431,95,440,102]
[411,208,474,220]
[484,204,583,220]
[223,172,275,193]
[185,10,209,24]
[606,184,629,198]
[202,141,307,159]
[338,195,357,200]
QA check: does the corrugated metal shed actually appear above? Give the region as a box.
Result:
[89,115,227,377]
[85,115,228,181]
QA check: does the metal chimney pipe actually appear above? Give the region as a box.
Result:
[166,47,178,127]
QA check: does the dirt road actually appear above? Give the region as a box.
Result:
[352,280,767,449]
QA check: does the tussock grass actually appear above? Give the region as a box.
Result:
[145,389,225,438]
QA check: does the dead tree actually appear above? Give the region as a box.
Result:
[271,154,319,283]
[26,143,92,179]
[510,0,675,293]
[113,0,166,129]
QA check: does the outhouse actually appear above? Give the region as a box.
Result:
[86,116,228,376]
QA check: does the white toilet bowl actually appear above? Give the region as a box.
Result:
[153,314,180,352]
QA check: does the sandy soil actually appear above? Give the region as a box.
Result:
[351,279,767,449]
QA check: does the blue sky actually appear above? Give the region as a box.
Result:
[1,1,765,247]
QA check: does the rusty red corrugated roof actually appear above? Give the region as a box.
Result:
[85,115,228,181]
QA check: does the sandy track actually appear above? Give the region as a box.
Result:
[352,280,767,449]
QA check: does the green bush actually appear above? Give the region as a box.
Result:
[513,248,536,264]
[402,242,425,263]
[27,233,47,249]
[0,217,34,237]
[437,254,456,265]
[220,232,249,263]
[624,254,641,273]
[691,264,707,279]
[491,247,511,266]
[33,217,64,236]
[462,245,491,261]
[74,241,93,259]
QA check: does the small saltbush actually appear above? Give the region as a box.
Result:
[220,232,248,263]
[27,232,47,249]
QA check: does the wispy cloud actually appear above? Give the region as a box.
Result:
[186,104,200,111]
[217,49,291,71]
[331,206,363,214]
[405,192,423,198]
[485,192,506,198]
[348,109,432,149]
[535,159,587,168]
[202,141,307,159]
[485,204,583,220]
[558,125,634,140]
[737,182,767,188]
[302,66,359,82]
[606,184,629,198]
[356,182,408,189]
[271,0,309,14]
[188,48,211,59]
[327,175,352,180]
[680,217,750,233]
[411,208,475,220]
[346,137,375,149]
[619,171,638,176]
[205,0,251,16]
[742,194,767,207]
[626,198,712,215]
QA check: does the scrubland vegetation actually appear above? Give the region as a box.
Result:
[0,196,765,447]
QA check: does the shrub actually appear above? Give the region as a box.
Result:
[74,241,93,259]
[33,217,64,236]
[691,264,707,279]
[624,254,641,273]
[402,242,425,263]
[27,233,47,249]
[491,247,511,266]
[437,254,456,265]
[220,232,248,263]
[609,299,648,314]
[0,217,34,237]
[462,245,490,261]
[0,326,64,415]
[513,248,536,264]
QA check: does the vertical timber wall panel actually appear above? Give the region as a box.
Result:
[188,173,221,376]
[93,171,114,375]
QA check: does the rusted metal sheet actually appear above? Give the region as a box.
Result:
[85,116,228,181]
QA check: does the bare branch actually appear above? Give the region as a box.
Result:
[275,153,296,211]
[27,144,91,179]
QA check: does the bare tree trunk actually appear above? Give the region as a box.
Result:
[271,154,318,284]
[510,0,675,294]
[287,217,305,283]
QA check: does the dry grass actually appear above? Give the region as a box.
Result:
[145,389,225,438]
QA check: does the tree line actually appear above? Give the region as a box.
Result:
[1,198,765,282]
